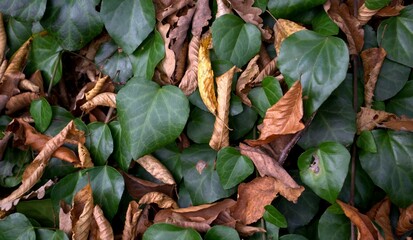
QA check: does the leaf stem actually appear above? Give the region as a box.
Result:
[105,107,114,124]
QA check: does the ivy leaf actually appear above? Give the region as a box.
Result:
[359,130,413,207]
[211,14,261,67]
[365,0,392,10]
[312,10,339,36]
[5,18,32,57]
[16,199,56,228]
[278,30,349,116]
[318,205,351,240]
[117,77,190,159]
[100,0,155,54]
[0,0,46,22]
[205,226,240,240]
[99,49,132,85]
[30,97,52,133]
[143,223,202,240]
[186,107,214,144]
[386,81,413,118]
[263,205,288,228]
[86,122,114,166]
[40,0,103,51]
[108,121,132,171]
[267,0,325,19]
[0,213,35,239]
[35,229,69,240]
[298,142,351,203]
[374,59,411,101]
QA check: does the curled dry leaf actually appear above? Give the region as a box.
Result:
[367,198,393,240]
[139,192,178,209]
[216,0,232,18]
[0,72,25,112]
[0,13,6,61]
[0,59,7,83]
[209,66,241,150]
[135,155,176,185]
[191,0,212,37]
[156,22,176,83]
[198,32,217,115]
[122,201,142,240]
[175,39,189,82]
[246,81,304,146]
[358,4,380,25]
[22,179,54,200]
[85,75,110,101]
[92,205,114,240]
[337,200,384,240]
[29,70,45,95]
[253,57,278,85]
[380,116,413,132]
[236,55,260,106]
[5,92,40,115]
[18,79,40,93]
[274,19,306,55]
[154,0,194,21]
[80,92,116,113]
[77,142,94,168]
[361,48,386,108]
[356,107,396,134]
[396,203,413,236]
[6,37,32,74]
[235,223,266,237]
[122,172,175,199]
[60,201,72,235]
[169,7,195,58]
[179,35,200,96]
[71,183,94,240]
[377,1,404,17]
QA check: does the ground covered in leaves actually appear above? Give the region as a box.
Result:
[0,0,413,239]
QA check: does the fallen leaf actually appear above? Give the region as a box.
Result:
[21,179,54,200]
[122,172,175,199]
[0,131,12,160]
[191,0,211,36]
[0,72,25,112]
[380,116,413,132]
[0,59,7,83]
[361,48,386,108]
[179,35,200,96]
[0,13,6,61]
[235,223,266,237]
[28,70,44,95]
[71,183,94,240]
[197,32,217,115]
[122,201,142,240]
[60,201,72,235]
[174,39,189,82]
[210,66,240,150]
[91,205,113,240]
[396,202,413,236]
[246,81,304,146]
[356,107,396,134]
[18,79,40,93]
[216,0,232,18]
[135,205,151,238]
[170,7,195,59]
[85,75,110,101]
[367,197,394,240]
[236,55,260,106]
[253,57,278,85]
[274,19,306,55]
[135,155,176,185]
[77,142,94,168]
[153,0,194,21]
[80,92,116,113]
[156,22,176,83]
[5,37,32,74]
[138,192,178,209]
[377,1,404,17]
[358,4,380,25]
[5,92,40,115]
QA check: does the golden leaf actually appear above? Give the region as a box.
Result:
[235,55,260,106]
[138,191,178,209]
[85,75,110,101]
[361,48,386,108]
[76,142,94,168]
[92,205,114,240]
[135,155,176,185]
[80,92,116,113]
[71,183,94,240]
[122,201,141,240]
[274,19,306,55]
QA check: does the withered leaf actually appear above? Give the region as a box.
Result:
[253,57,278,85]
[191,0,211,36]
[377,1,404,17]
[246,81,304,146]
[18,79,40,93]
[154,0,194,21]
[29,70,44,95]
[122,201,142,240]
[179,35,200,96]
[156,22,176,83]
[274,19,306,55]
[122,172,175,199]
[85,75,110,101]
[80,92,116,113]
[235,223,266,237]
[236,55,260,106]
[361,48,386,108]
[170,7,195,58]
[396,202,413,236]
[356,107,396,134]
[0,59,7,83]
[0,131,11,160]
[138,191,178,209]
[367,198,393,240]
[71,183,94,240]
[77,142,94,168]
[358,4,380,25]
[380,116,413,132]
[60,201,72,235]
[216,0,232,18]
[0,13,6,61]
[6,37,32,74]
[22,179,54,200]
[5,92,40,115]
[92,205,114,240]
[135,155,176,185]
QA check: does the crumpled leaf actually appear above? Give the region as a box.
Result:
[170,7,195,59]
[138,191,178,209]
[396,203,413,236]
[216,0,232,18]
[0,13,6,61]
[236,55,260,106]
[135,155,176,185]
[191,0,211,36]
[80,92,116,113]
[179,35,200,96]
[274,19,306,55]
[91,205,113,240]
[356,107,395,134]
[122,172,175,200]
[377,1,404,17]
[380,116,413,132]
[0,72,25,112]
[18,79,39,93]
[77,142,94,169]
[21,179,54,200]
[253,57,278,85]
[156,22,175,84]
[367,197,393,240]
[358,4,380,25]
[361,48,386,108]
[5,37,32,74]
[246,81,304,146]
[210,66,240,150]
[85,75,110,101]
[71,183,94,240]
[5,92,40,115]
[60,201,72,235]
[153,0,194,21]
[122,201,142,240]
[235,223,266,237]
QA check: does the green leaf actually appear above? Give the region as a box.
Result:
[216,147,254,189]
[359,130,413,207]
[99,49,132,85]
[357,131,377,153]
[377,5,413,67]
[229,104,258,140]
[117,78,190,159]
[181,144,235,205]
[5,17,32,57]
[27,34,63,86]
[36,229,69,240]
[143,223,202,240]
[268,0,325,19]
[30,97,52,133]
[249,76,283,117]
[130,31,165,79]
[86,122,113,166]
[365,0,392,10]
[211,14,261,67]
[0,148,30,187]
[100,0,155,54]
[298,142,351,203]
[280,234,308,240]
[186,107,214,144]
[386,81,413,118]
[374,58,410,101]
[312,10,339,36]
[0,0,46,22]
[109,121,132,171]
[318,205,351,240]
[205,225,240,240]
[40,0,103,51]
[363,25,378,49]
[0,213,35,240]
[230,94,243,116]
[263,205,288,228]
[299,75,356,149]
[16,199,56,228]
[278,30,349,116]
[153,144,182,182]
[44,157,76,180]
[44,106,74,136]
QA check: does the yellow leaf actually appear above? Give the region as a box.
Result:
[274,19,306,55]
[80,92,116,113]
[85,75,110,101]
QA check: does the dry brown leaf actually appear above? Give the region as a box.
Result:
[236,55,260,106]
[361,48,386,108]
[122,172,175,199]
[356,107,396,134]
[5,92,40,115]
[377,0,404,17]
[153,0,194,21]
[170,7,195,59]
[85,75,110,101]
[0,131,12,160]
[179,35,200,96]
[135,205,151,238]
[337,200,384,240]
[216,0,232,18]
[80,92,116,113]
[0,13,6,62]
[156,22,176,83]
[122,201,142,240]
[396,203,413,236]
[18,79,40,93]
[209,66,240,150]
[22,179,54,200]
[139,192,178,209]
[92,205,113,240]
[0,59,7,83]
[0,72,25,112]
[235,223,266,237]
[71,183,94,240]
[175,39,189,82]
[191,0,211,36]
[367,198,393,240]
[29,70,44,95]
[274,19,306,55]
[380,116,413,132]
[253,57,278,85]
[6,37,32,74]
[198,32,217,115]
[246,81,304,146]
[76,142,94,168]
[60,201,72,235]
[135,155,176,185]
[358,4,379,25]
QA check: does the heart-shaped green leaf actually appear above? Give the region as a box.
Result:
[0,213,35,240]
[186,107,214,144]
[117,77,190,159]
[278,30,349,116]
[40,0,103,51]
[211,14,261,67]
[86,122,114,166]
[264,205,288,228]
[377,5,413,67]
[318,205,350,240]
[249,76,283,117]
[36,229,69,240]
[312,10,339,36]
[6,18,32,57]
[100,0,155,54]
[16,199,56,227]
[229,105,257,140]
[216,147,254,189]
[386,81,413,118]
[205,226,240,240]
[109,121,132,171]
[0,0,46,22]
[374,58,410,101]
[359,130,413,207]
[0,147,31,187]
[30,97,52,133]
[99,49,132,85]
[143,223,202,240]
[298,142,351,203]
[268,0,325,19]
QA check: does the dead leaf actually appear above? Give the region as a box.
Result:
[246,81,304,146]
[28,70,44,95]
[0,13,6,61]
[396,202,413,236]
[135,205,151,238]
[0,72,25,112]
[179,35,200,96]
[236,55,260,106]
[80,92,116,113]
[85,75,110,101]
[5,92,40,115]
[0,131,12,160]
[358,4,380,25]
[71,183,94,240]
[153,0,194,21]
[22,179,54,200]
[5,37,32,74]
[235,223,266,237]
[216,0,232,18]
[380,116,413,132]
[135,155,176,185]
[0,59,7,83]
[253,57,278,85]
[122,172,175,199]
[60,201,72,235]
[156,22,176,83]
[258,44,271,68]
[337,200,384,240]
[197,32,217,115]
[91,205,113,240]
[210,66,240,150]
[175,39,189,82]
[356,107,396,134]
[274,19,306,55]
[18,79,39,93]
[191,0,212,36]
[122,201,142,240]
[170,7,195,59]
[367,198,394,240]
[361,48,386,108]
[377,0,404,17]
[77,142,94,168]
[138,192,178,209]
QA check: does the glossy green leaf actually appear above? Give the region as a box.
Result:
[374,59,410,101]
[298,142,351,203]
[35,229,68,240]
[186,107,214,143]
[249,76,283,117]
[216,147,254,189]
[153,144,182,182]
[0,213,35,240]
[188,89,209,112]
[130,31,164,79]
[365,0,392,10]
[143,223,202,240]
[180,144,235,205]
[299,75,356,149]
[0,148,30,187]
[211,14,261,67]
[363,25,378,49]
[40,0,103,50]
[5,17,32,57]
[230,94,243,116]
[359,130,413,207]
[101,0,155,54]
[377,5,413,67]
[109,121,132,171]
[99,49,132,85]
[43,158,76,180]
[117,77,190,159]
[312,10,339,36]
[30,97,52,133]
[268,0,325,19]
[86,122,113,166]
[280,234,308,240]
[318,205,351,240]
[357,131,377,153]
[386,81,413,117]
[0,0,46,22]
[27,34,63,86]
[229,105,258,140]
[44,107,74,136]
[278,30,349,116]
[264,205,288,228]
[205,225,240,240]
[16,199,56,228]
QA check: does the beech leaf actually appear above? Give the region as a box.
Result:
[179,35,200,96]
[122,201,142,240]
[361,48,387,108]
[367,198,393,239]
[274,19,306,55]
[138,191,178,209]
[235,55,260,106]
[71,183,94,240]
[198,33,217,115]
[92,205,114,240]
[135,155,176,185]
